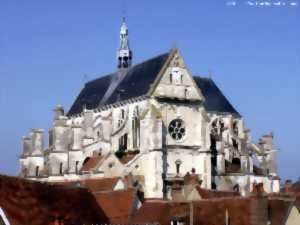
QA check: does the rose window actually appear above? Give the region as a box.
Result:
[168,119,185,140]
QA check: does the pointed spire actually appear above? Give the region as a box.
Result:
[117,17,132,69]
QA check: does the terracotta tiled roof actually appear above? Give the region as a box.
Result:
[93,188,138,224]
[0,174,108,225]
[80,155,103,172]
[268,198,295,225]
[83,177,121,192]
[53,177,121,193]
[292,179,300,193]
[196,186,240,199]
[192,197,263,225]
[130,201,173,225]
[131,197,266,225]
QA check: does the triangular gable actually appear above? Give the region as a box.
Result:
[94,152,125,177]
[148,48,205,101]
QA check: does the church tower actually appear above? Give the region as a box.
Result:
[117,18,132,68]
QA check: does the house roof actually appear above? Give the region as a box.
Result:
[67,49,240,117]
[80,155,104,172]
[68,52,169,116]
[268,198,296,225]
[196,186,240,199]
[83,178,121,193]
[130,201,173,225]
[93,188,138,224]
[292,179,300,193]
[131,197,262,225]
[0,174,108,225]
[53,177,121,193]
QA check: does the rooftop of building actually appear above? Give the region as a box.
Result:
[1,174,299,225]
[67,48,240,117]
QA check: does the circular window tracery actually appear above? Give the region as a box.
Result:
[168,119,186,140]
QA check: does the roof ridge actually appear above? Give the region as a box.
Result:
[86,51,170,86]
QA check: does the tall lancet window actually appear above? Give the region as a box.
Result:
[132,106,140,149]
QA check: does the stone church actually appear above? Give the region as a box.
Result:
[19,19,280,199]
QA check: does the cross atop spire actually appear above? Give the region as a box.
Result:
[117,17,132,69]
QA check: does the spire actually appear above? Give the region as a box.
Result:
[117,17,132,69]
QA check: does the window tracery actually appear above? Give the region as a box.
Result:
[168,119,186,141]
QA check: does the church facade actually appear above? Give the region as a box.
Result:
[19,20,280,199]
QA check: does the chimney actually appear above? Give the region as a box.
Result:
[252,182,265,194]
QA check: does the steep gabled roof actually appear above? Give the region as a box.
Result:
[68,50,240,117]
[93,188,138,224]
[193,76,240,116]
[68,52,170,116]
[80,155,104,172]
[68,74,113,116]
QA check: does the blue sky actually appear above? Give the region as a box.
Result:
[0,0,299,181]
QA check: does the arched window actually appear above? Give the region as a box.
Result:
[121,109,125,119]
[35,166,39,177]
[175,159,182,175]
[184,88,188,98]
[59,163,63,175]
[75,161,79,174]
[169,73,173,84]
[132,107,140,149]
[233,121,239,136]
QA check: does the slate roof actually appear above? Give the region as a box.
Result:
[193,76,240,116]
[67,50,240,117]
[68,52,169,116]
